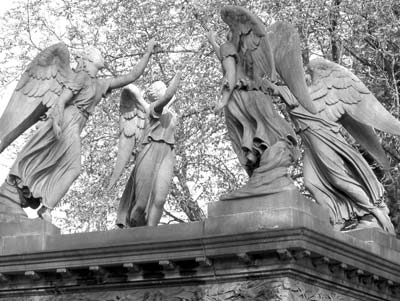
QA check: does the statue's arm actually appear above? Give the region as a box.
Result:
[153,72,181,114]
[108,39,157,90]
[274,85,299,108]
[222,56,236,89]
[213,55,236,112]
[50,88,75,138]
[206,31,221,61]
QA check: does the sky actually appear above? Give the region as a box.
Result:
[0,0,16,15]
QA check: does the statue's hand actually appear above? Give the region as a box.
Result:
[214,100,226,115]
[50,104,64,139]
[147,39,159,54]
[214,91,230,115]
[128,84,142,99]
[206,30,218,44]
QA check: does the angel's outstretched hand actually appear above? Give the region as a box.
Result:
[147,39,159,54]
[206,31,218,44]
[128,84,143,99]
[214,93,229,116]
[214,101,226,115]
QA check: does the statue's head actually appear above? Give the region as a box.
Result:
[77,46,105,70]
[147,81,167,103]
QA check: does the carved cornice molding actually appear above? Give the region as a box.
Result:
[0,195,399,300]
[0,224,399,300]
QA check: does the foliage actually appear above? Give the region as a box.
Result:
[0,0,399,234]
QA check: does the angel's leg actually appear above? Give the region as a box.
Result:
[0,177,28,221]
[304,132,374,229]
[146,148,175,227]
[322,155,394,232]
[128,145,156,227]
[41,127,81,210]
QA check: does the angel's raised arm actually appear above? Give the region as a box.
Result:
[153,72,181,114]
[206,31,222,61]
[108,39,158,90]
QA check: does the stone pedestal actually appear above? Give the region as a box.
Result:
[0,219,60,256]
[0,191,399,300]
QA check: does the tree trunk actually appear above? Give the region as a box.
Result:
[329,0,341,62]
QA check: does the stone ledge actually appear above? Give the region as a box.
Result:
[0,195,399,300]
[0,226,399,299]
[0,219,59,237]
[208,188,324,217]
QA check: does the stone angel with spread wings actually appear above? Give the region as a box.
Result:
[207,6,317,200]
[0,39,158,222]
[276,58,399,233]
[109,72,180,228]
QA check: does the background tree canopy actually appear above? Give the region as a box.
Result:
[0,0,399,235]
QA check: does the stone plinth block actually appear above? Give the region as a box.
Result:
[0,219,60,237]
[206,188,333,237]
[0,219,60,256]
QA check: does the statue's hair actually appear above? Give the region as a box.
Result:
[147,81,167,102]
[75,46,105,70]
[149,81,167,93]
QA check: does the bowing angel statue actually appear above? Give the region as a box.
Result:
[275,58,398,233]
[207,5,317,200]
[108,72,181,227]
[0,39,158,222]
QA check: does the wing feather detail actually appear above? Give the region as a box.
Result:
[221,5,276,84]
[0,42,75,153]
[108,85,149,188]
[307,58,400,169]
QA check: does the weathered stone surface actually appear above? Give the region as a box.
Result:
[206,190,333,237]
[45,220,205,252]
[208,188,326,217]
[0,192,398,300]
[345,227,399,250]
[0,219,60,256]
[204,208,332,236]
[0,219,60,237]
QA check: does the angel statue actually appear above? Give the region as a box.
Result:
[274,58,398,234]
[206,6,317,200]
[0,39,158,222]
[108,72,180,227]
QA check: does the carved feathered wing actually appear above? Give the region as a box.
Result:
[108,85,148,188]
[307,58,400,170]
[220,5,317,114]
[0,42,75,153]
[221,5,276,83]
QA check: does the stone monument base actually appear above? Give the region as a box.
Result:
[0,190,399,300]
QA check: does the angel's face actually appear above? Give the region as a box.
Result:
[147,81,167,103]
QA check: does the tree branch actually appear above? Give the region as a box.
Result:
[163,209,186,223]
[26,0,41,51]
[344,45,373,68]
